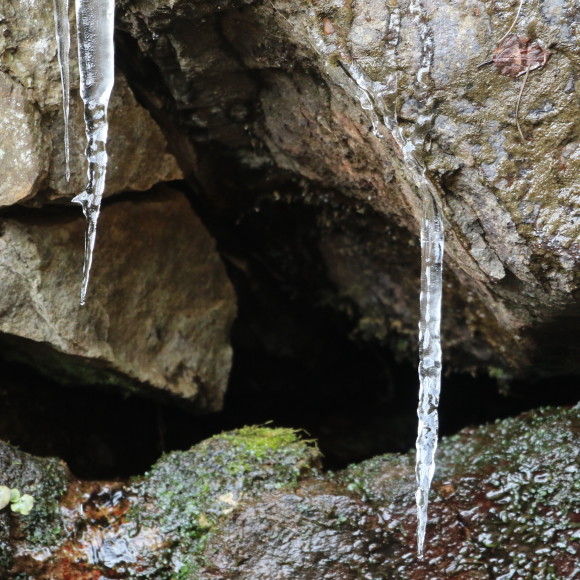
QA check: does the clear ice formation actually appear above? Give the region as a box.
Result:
[71,0,116,305]
[53,0,71,180]
[309,3,444,558]
[415,188,444,559]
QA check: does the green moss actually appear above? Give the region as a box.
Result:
[17,456,68,548]
[221,424,308,457]
[129,426,320,579]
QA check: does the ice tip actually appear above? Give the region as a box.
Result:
[79,286,87,306]
[417,543,424,559]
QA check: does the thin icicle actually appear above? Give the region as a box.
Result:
[53,0,71,181]
[72,0,115,305]
[415,189,444,558]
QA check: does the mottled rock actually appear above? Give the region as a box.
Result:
[0,188,236,409]
[338,405,580,579]
[0,72,44,206]
[6,426,321,578]
[45,71,184,202]
[116,0,579,376]
[202,407,579,579]
[0,0,181,207]
[0,442,70,572]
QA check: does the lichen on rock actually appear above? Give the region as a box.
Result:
[128,426,321,577]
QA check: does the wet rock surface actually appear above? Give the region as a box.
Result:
[1,408,577,578]
[113,0,579,377]
[337,405,580,578]
[5,426,322,578]
[0,188,236,409]
[0,442,70,573]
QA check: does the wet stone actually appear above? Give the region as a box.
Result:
[1,408,578,578]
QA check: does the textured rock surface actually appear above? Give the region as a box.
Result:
[0,188,236,410]
[4,426,322,578]
[0,441,70,572]
[0,0,181,207]
[337,405,580,579]
[116,0,579,376]
[2,408,578,578]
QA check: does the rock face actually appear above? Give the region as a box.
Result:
[0,0,181,206]
[115,0,579,377]
[0,188,236,410]
[2,408,578,578]
[0,0,576,399]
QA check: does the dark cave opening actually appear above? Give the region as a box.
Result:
[0,337,577,481]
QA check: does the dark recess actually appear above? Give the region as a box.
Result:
[0,340,577,480]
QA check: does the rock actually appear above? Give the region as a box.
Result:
[44,71,184,202]
[3,408,577,578]
[203,406,580,579]
[0,0,181,207]
[0,73,44,206]
[116,0,579,377]
[0,442,70,573]
[5,426,322,578]
[336,405,580,579]
[0,188,236,410]
[202,481,391,580]
[131,426,322,578]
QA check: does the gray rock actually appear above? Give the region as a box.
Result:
[117,0,579,376]
[3,408,578,578]
[0,188,236,410]
[0,72,44,206]
[0,0,182,207]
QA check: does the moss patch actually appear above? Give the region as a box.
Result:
[0,442,69,573]
[129,426,321,578]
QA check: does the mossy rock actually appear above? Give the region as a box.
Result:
[0,442,70,573]
[129,426,321,578]
[337,405,580,578]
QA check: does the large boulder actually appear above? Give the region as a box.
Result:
[0,0,181,207]
[0,188,236,410]
[116,0,579,377]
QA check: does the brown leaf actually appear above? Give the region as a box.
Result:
[492,34,551,78]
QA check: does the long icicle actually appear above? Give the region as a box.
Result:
[307,4,444,556]
[415,186,444,558]
[53,0,71,180]
[72,0,115,305]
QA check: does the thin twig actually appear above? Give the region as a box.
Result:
[515,65,530,141]
[499,0,525,43]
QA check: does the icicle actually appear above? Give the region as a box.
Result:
[53,0,71,180]
[308,1,444,558]
[72,0,115,305]
[405,1,444,558]
[415,187,444,558]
